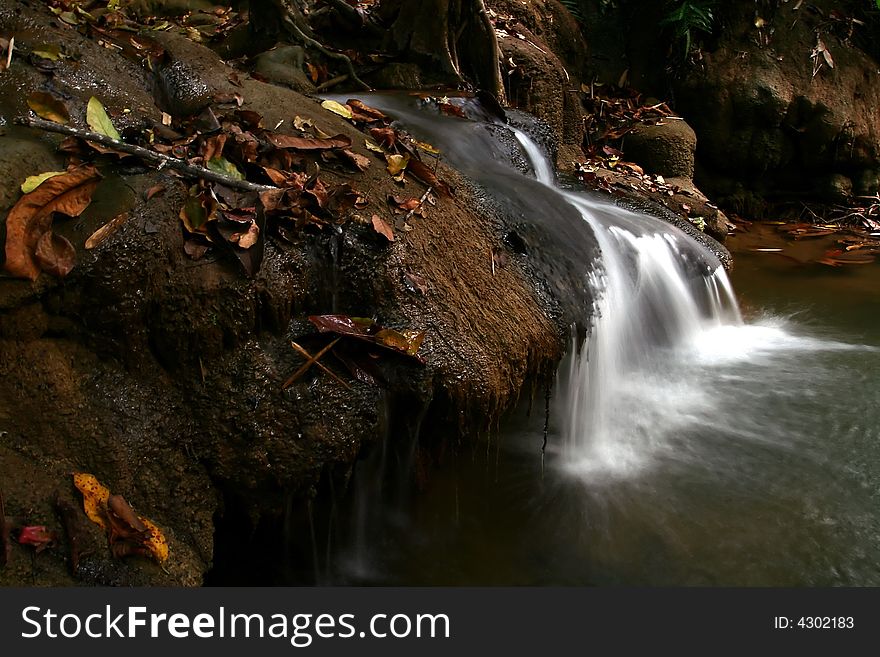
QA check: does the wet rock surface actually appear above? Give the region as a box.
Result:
[0,2,566,585]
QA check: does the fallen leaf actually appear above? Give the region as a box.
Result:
[72,473,168,563]
[339,149,371,171]
[321,99,353,119]
[308,315,426,363]
[3,165,100,280]
[27,91,70,124]
[139,517,169,563]
[413,139,440,155]
[385,153,410,176]
[265,132,352,150]
[365,139,384,153]
[85,212,128,249]
[206,156,244,180]
[73,473,110,530]
[86,97,121,140]
[20,171,66,194]
[371,214,394,241]
[346,99,387,120]
[35,231,76,278]
[17,526,57,553]
[370,127,396,149]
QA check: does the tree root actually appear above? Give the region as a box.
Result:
[279,0,372,91]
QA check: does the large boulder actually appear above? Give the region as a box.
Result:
[674,1,880,204]
[624,120,697,179]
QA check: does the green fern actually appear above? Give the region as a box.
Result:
[660,0,716,57]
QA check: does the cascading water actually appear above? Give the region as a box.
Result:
[513,127,743,478]
[316,94,880,585]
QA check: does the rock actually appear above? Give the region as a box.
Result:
[624,121,697,179]
[817,173,853,203]
[126,0,217,18]
[252,45,315,94]
[371,63,423,90]
[854,169,879,197]
[0,132,65,212]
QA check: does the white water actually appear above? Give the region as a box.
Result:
[512,129,755,479]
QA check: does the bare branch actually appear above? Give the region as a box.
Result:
[16,116,276,193]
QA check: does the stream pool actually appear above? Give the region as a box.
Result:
[326,228,880,586]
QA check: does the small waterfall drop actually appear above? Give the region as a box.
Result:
[510,128,742,478]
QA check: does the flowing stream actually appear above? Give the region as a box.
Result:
[319,94,880,585]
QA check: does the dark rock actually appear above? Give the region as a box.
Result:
[252,45,315,94]
[624,120,697,179]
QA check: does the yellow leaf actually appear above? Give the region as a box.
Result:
[365,139,384,153]
[20,171,65,194]
[414,140,440,155]
[27,91,70,124]
[73,473,110,530]
[321,99,353,119]
[139,516,169,563]
[385,153,410,176]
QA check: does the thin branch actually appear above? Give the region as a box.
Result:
[403,185,433,223]
[16,116,276,193]
[290,341,351,389]
[282,337,341,389]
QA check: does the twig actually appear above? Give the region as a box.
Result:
[290,341,350,389]
[282,337,341,389]
[16,116,276,193]
[403,185,433,223]
[280,3,371,91]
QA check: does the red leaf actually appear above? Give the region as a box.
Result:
[18,526,57,552]
[34,231,76,278]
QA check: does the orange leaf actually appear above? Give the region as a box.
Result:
[371,214,394,241]
[3,165,100,280]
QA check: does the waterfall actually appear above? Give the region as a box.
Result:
[510,129,742,478]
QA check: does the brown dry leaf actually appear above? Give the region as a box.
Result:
[73,473,110,530]
[27,91,70,124]
[370,127,396,149]
[35,231,76,278]
[3,165,101,280]
[339,149,371,171]
[346,99,387,121]
[371,214,394,241]
[406,157,452,197]
[266,132,352,150]
[85,212,127,250]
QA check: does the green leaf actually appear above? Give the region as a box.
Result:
[20,171,66,194]
[206,157,244,181]
[86,97,120,140]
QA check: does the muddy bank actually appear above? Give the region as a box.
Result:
[0,2,581,585]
